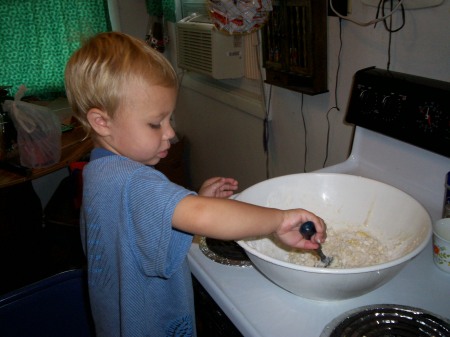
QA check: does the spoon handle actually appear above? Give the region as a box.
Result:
[299,221,316,240]
[300,221,333,267]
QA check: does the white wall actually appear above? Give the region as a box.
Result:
[268,1,450,179]
[118,0,450,191]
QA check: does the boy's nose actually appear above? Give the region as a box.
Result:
[163,124,176,141]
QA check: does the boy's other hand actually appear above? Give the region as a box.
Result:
[198,177,239,198]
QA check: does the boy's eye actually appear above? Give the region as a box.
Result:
[149,123,161,129]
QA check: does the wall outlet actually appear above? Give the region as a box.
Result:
[329,0,348,16]
[361,0,443,9]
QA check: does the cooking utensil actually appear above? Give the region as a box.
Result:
[300,221,333,267]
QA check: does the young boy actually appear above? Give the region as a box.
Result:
[64,32,326,337]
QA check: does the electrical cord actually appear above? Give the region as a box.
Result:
[379,0,406,70]
[322,18,343,168]
[302,18,342,171]
[300,93,308,173]
[375,0,406,32]
[329,0,404,26]
[263,86,272,179]
[387,15,393,69]
[255,32,271,179]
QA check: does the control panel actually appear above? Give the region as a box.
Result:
[346,67,450,158]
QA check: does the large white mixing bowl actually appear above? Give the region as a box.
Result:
[236,173,432,301]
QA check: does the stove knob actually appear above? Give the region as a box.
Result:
[381,95,392,108]
[380,94,402,122]
[381,95,394,112]
[359,89,375,104]
[359,89,377,113]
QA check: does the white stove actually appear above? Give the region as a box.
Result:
[188,68,450,336]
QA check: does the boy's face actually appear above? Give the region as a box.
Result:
[95,80,177,166]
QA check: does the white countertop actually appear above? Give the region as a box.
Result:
[188,238,450,337]
[188,128,450,336]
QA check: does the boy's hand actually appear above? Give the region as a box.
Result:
[198,177,239,198]
[275,209,327,250]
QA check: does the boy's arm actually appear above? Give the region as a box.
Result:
[172,195,325,250]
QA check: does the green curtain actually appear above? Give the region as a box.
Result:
[0,0,111,98]
[146,0,176,22]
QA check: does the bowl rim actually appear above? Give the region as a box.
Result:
[235,172,433,274]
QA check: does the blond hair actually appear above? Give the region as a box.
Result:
[65,32,178,133]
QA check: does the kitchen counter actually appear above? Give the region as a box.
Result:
[188,237,450,337]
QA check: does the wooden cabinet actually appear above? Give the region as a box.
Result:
[262,0,328,95]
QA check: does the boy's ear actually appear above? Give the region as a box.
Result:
[87,108,111,136]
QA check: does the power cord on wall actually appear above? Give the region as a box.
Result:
[374,0,406,69]
[263,86,273,179]
[255,32,272,180]
[299,93,308,173]
[329,0,404,26]
[375,0,405,32]
[322,18,343,168]
[330,0,406,70]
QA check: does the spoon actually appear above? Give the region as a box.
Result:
[300,221,333,268]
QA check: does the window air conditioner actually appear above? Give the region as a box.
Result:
[176,14,244,80]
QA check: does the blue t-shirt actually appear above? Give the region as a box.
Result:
[81,148,196,337]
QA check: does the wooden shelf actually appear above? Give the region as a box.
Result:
[262,0,328,95]
[0,125,93,189]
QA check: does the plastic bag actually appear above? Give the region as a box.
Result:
[208,0,272,34]
[2,85,61,168]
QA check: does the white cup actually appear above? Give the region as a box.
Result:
[433,218,450,273]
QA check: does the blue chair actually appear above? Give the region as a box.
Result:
[0,269,95,337]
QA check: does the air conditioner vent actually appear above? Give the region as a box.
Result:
[176,14,244,79]
[178,29,212,73]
